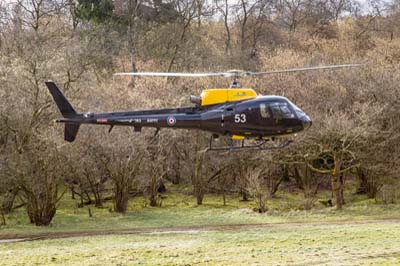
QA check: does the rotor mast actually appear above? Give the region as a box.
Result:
[225,70,246,88]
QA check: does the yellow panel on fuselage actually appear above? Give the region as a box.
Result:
[200,88,257,106]
[232,135,245,140]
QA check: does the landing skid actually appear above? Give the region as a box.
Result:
[206,135,293,152]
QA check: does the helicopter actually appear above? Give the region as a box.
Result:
[46,64,361,151]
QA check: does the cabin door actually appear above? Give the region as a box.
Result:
[222,105,235,133]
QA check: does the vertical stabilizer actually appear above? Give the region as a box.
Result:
[45,81,81,142]
[45,81,77,118]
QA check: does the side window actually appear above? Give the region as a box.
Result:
[260,103,270,118]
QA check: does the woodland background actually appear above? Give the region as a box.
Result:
[0,0,400,226]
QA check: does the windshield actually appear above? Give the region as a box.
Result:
[269,102,295,119]
[287,100,306,118]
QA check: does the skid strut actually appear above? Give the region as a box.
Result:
[206,135,293,152]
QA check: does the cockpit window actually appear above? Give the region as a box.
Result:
[260,103,270,118]
[270,102,295,119]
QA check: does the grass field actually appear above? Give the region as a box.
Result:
[1,186,400,265]
[1,187,400,239]
[1,221,400,265]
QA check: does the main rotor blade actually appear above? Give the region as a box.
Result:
[249,64,364,76]
[114,64,364,78]
[114,72,225,77]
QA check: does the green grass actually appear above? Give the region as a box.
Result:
[1,184,400,239]
[1,185,400,265]
[1,222,400,265]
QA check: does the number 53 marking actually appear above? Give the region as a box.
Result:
[234,114,246,123]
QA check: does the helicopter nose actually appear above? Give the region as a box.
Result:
[301,115,312,130]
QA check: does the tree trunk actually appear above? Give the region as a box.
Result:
[196,188,204,205]
[127,0,138,88]
[331,153,345,209]
[356,167,380,199]
[92,186,103,208]
[114,182,129,213]
[171,155,181,184]
[147,175,161,207]
[332,173,344,209]
[241,190,249,201]
[356,167,368,194]
[1,189,17,214]
[193,151,206,205]
[0,210,5,226]
[23,181,59,226]
[26,199,57,226]
[172,174,180,185]
[269,176,283,198]
[256,193,267,213]
[71,188,76,199]
[79,187,84,208]
[149,195,158,207]
[223,0,231,53]
[293,166,304,190]
[340,175,345,205]
[94,195,103,207]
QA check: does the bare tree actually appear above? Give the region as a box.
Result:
[232,0,272,60]
[14,0,65,31]
[67,145,111,208]
[142,140,167,207]
[215,0,232,53]
[10,140,68,226]
[66,0,80,30]
[329,0,356,21]
[245,166,269,213]
[192,147,229,205]
[167,0,199,72]
[304,116,361,209]
[292,164,326,210]
[275,0,308,32]
[99,145,144,213]
[193,149,208,205]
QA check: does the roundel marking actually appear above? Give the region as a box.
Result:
[167,116,176,126]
